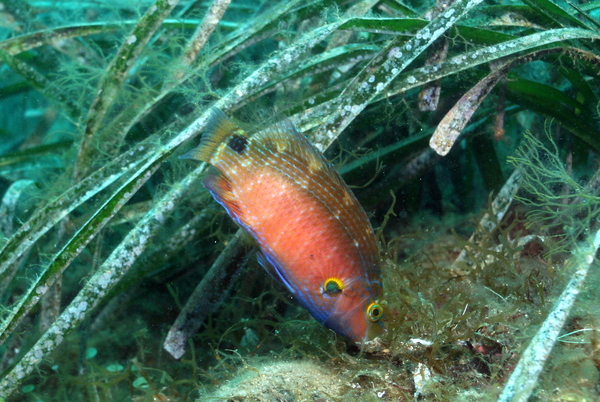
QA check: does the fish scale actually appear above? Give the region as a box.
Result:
[257,146,379,270]
[238,134,374,285]
[182,108,384,343]
[251,135,375,245]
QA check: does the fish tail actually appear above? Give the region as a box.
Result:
[181,108,250,165]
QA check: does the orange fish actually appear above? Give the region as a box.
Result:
[183,108,383,343]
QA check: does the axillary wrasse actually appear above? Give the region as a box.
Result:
[183,108,383,343]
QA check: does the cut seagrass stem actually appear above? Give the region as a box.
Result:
[382,35,600,102]
[429,48,572,156]
[498,228,600,401]
[430,65,508,156]
[164,229,251,359]
[312,0,485,151]
[89,206,215,333]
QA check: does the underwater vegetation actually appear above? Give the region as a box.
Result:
[0,0,599,400]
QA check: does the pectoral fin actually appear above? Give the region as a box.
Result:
[257,251,296,294]
[203,169,243,222]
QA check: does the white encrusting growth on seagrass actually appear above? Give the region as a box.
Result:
[312,0,485,151]
[498,229,600,402]
[0,164,207,397]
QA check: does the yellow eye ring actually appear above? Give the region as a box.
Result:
[367,302,383,322]
[323,277,344,295]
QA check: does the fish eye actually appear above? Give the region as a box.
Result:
[367,302,383,322]
[323,277,344,295]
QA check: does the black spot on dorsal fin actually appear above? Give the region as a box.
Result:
[180,108,250,164]
[228,134,248,154]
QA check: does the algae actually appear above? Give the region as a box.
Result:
[0,0,599,400]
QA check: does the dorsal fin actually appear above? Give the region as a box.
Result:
[253,120,329,173]
[181,108,250,164]
[253,121,349,200]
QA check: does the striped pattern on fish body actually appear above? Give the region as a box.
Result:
[183,108,383,343]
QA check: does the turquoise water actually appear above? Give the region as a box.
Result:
[1,0,599,400]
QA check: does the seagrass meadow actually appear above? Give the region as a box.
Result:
[1,0,600,400]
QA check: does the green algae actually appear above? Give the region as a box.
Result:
[0,0,599,400]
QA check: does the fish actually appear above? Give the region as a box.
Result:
[182,108,383,343]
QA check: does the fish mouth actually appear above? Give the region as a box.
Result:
[324,296,370,343]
